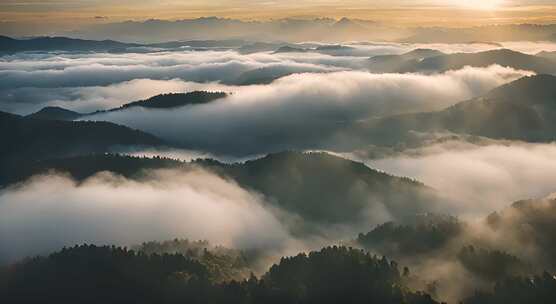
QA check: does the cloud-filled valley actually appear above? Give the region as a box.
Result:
[3,40,555,114]
[3,35,556,304]
[83,65,530,155]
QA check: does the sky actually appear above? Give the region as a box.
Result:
[1,0,556,35]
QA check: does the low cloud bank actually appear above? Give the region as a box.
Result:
[0,43,545,114]
[362,141,556,217]
[0,50,353,92]
[0,169,292,263]
[86,66,532,156]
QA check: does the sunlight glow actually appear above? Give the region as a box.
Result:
[449,0,505,10]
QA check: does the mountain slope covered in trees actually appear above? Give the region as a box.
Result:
[0,245,438,304]
[362,74,556,146]
[104,91,227,112]
[26,91,228,121]
[0,152,443,234]
[355,194,556,302]
[198,152,442,229]
[0,111,164,165]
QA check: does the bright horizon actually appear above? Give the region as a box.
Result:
[2,0,556,37]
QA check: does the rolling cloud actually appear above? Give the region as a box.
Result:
[85,65,532,156]
[1,42,552,114]
[364,141,556,217]
[0,168,292,264]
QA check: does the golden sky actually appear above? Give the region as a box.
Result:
[1,0,556,29]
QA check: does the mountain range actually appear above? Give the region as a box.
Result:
[26,91,228,121]
[22,74,556,156]
[360,74,556,146]
[396,49,556,74]
[0,35,137,54]
[68,18,556,43]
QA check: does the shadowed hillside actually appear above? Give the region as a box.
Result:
[0,152,443,234]
[363,74,556,145]
[26,106,83,121]
[0,245,438,304]
[0,111,164,166]
[26,91,228,121]
[197,152,443,229]
[107,91,227,111]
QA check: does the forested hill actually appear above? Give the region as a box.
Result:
[354,195,556,303]
[0,111,165,165]
[197,151,440,227]
[0,245,438,304]
[363,74,556,146]
[104,91,227,112]
[0,152,444,233]
[0,154,183,187]
[26,91,228,121]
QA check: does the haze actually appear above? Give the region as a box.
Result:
[2,1,556,303]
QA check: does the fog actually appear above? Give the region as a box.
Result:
[3,39,556,303]
[332,137,556,302]
[359,141,556,217]
[0,164,402,265]
[85,66,531,155]
[0,169,292,263]
[1,41,552,114]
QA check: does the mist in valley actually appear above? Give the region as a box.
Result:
[2,10,556,303]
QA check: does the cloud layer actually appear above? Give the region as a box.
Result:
[0,169,292,263]
[364,141,556,217]
[86,65,531,156]
[1,42,551,114]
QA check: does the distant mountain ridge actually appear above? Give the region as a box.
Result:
[0,35,137,53]
[368,49,556,74]
[362,74,556,145]
[66,18,556,43]
[368,48,445,73]
[397,49,556,74]
[26,91,228,121]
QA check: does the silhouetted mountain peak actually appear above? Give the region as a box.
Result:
[111,91,228,111]
[26,106,83,121]
[0,35,136,53]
